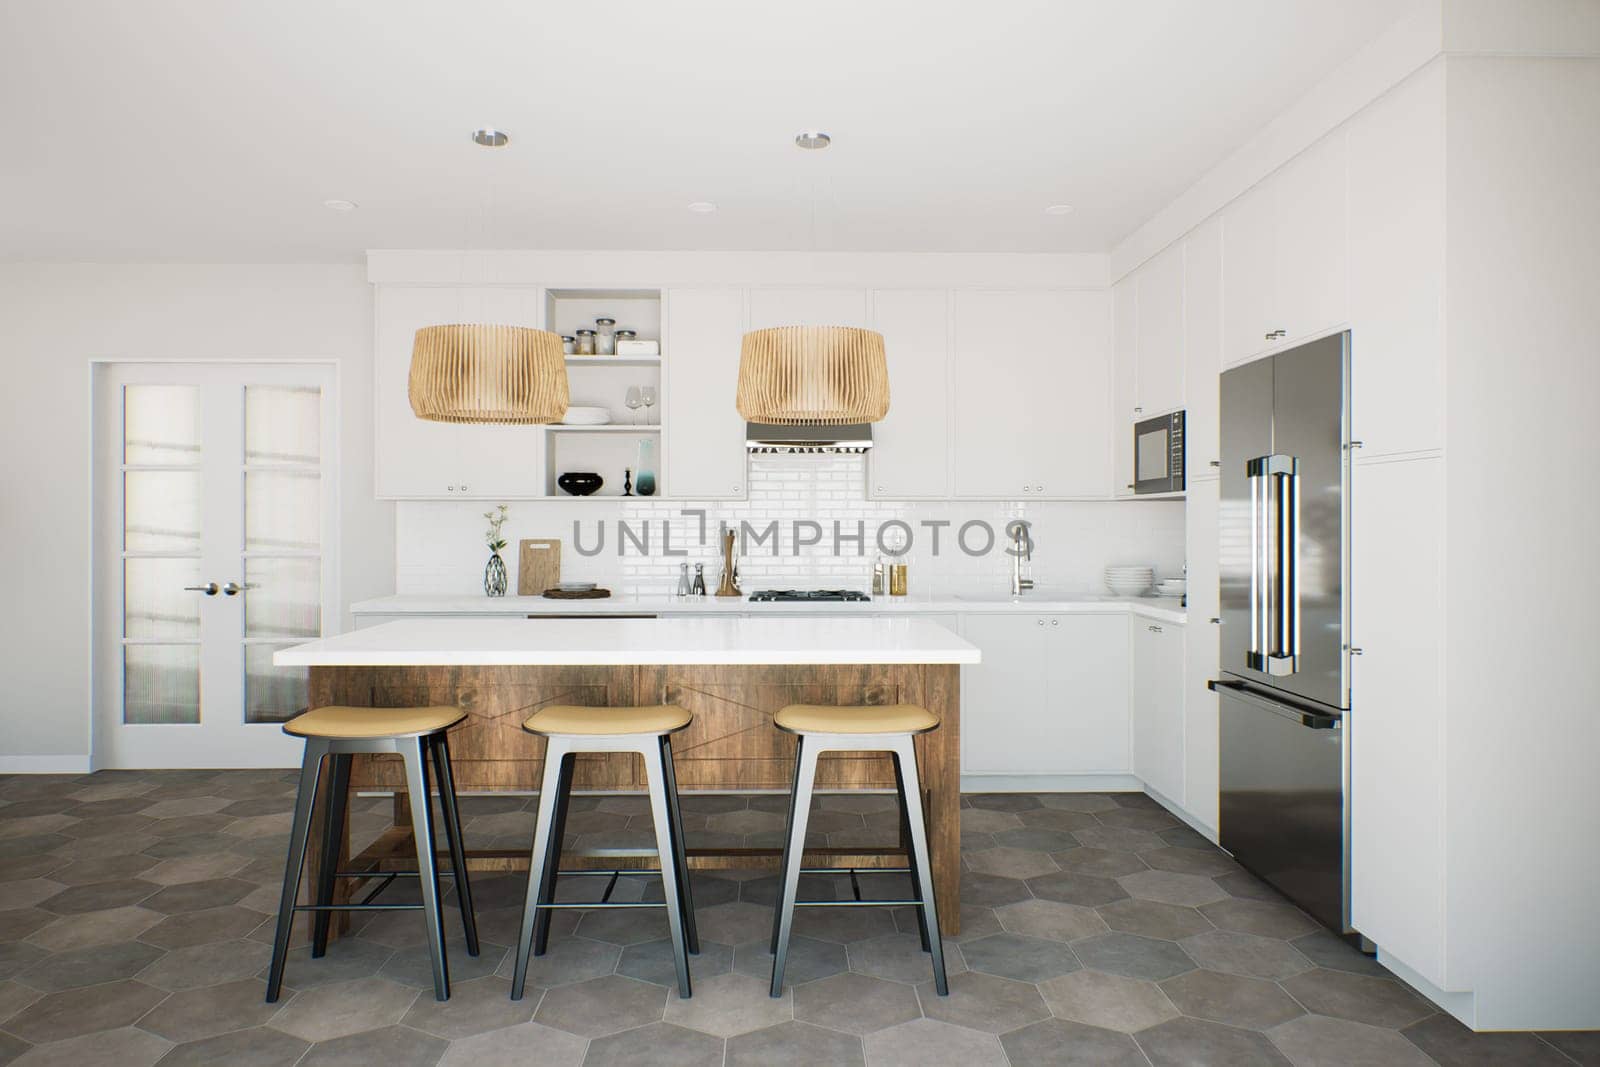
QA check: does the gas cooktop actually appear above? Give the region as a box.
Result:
[747,589,871,602]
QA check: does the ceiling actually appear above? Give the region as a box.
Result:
[0,0,1408,261]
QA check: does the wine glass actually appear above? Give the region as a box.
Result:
[624,386,643,425]
[640,385,657,425]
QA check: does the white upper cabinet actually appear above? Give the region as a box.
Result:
[664,288,748,499]
[374,285,547,499]
[1348,62,1445,459]
[1183,217,1224,479]
[952,290,1112,499]
[1134,243,1185,418]
[869,290,950,499]
[1132,617,1185,804]
[1222,130,1349,367]
[1112,277,1138,497]
[747,288,868,330]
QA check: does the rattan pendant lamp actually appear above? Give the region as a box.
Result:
[408,128,569,425]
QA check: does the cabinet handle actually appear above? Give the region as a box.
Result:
[1125,483,1135,490]
[1349,647,1364,656]
[1134,406,1143,414]
[446,485,455,492]
[183,583,220,596]
[876,485,884,493]
[460,485,469,492]
[1344,440,1364,452]
[1037,618,1045,626]
[1148,624,1163,633]
[1209,617,1221,625]
[1051,618,1059,626]
[1033,484,1044,493]
[1208,460,1220,468]
[733,485,741,493]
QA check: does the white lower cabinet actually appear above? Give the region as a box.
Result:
[961,613,1130,779]
[1132,618,1185,805]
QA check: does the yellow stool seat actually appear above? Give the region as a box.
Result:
[523,704,691,737]
[283,705,465,740]
[774,704,940,736]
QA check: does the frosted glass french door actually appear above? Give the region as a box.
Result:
[94,362,336,768]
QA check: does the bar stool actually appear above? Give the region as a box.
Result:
[511,704,698,1000]
[768,704,948,998]
[266,706,479,1003]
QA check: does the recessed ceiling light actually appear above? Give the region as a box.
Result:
[472,127,510,147]
[687,201,718,214]
[794,131,831,150]
[1044,204,1075,216]
[322,199,358,212]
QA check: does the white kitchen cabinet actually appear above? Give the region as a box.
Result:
[747,288,868,330]
[1183,218,1224,482]
[1134,243,1185,418]
[952,290,1112,499]
[1112,277,1138,497]
[1350,455,1446,985]
[1222,132,1349,367]
[1348,62,1445,459]
[869,290,949,498]
[663,288,748,499]
[374,285,548,499]
[1133,618,1185,805]
[961,613,1130,778]
[1182,477,1220,831]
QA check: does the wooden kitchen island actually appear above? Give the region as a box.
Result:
[275,616,979,935]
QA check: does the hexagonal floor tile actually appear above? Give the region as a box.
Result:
[734,935,847,988]
[1001,1018,1148,1066]
[397,975,534,1039]
[793,972,920,1036]
[961,931,1080,983]
[137,977,284,1042]
[620,937,734,987]
[1119,869,1228,907]
[1279,968,1435,1029]
[1160,968,1305,1031]
[1181,930,1314,981]
[695,901,778,947]
[1141,846,1241,878]
[994,898,1108,943]
[298,1023,448,1067]
[493,934,619,988]
[725,1021,863,1067]
[847,932,965,985]
[1040,794,1120,813]
[1017,808,1101,832]
[866,1017,1009,1066]
[1071,827,1169,853]
[380,939,507,990]
[792,904,897,944]
[958,871,1031,909]
[157,1025,310,1067]
[37,878,158,914]
[534,973,667,1037]
[957,809,1022,835]
[1268,1015,1437,1066]
[1037,968,1180,1032]
[268,976,420,1042]
[1025,870,1128,908]
[663,971,792,1037]
[1198,899,1318,940]
[964,846,1059,881]
[269,936,395,991]
[1072,932,1196,981]
[2,978,167,1044]
[17,939,163,992]
[917,971,1049,1035]
[1097,899,1213,941]
[435,1020,587,1066]
[585,1020,724,1066]
[1,1025,171,1067]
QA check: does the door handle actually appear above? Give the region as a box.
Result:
[1208,678,1339,728]
[1246,453,1298,677]
[184,583,219,596]
[221,581,258,596]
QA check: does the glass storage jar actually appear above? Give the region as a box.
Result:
[594,317,616,356]
[613,329,637,352]
[561,335,576,355]
[574,329,596,356]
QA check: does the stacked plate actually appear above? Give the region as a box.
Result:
[560,406,611,426]
[1105,565,1155,596]
[1155,577,1187,598]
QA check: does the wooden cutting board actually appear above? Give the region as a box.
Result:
[517,539,561,596]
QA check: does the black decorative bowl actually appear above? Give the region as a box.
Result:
[557,472,604,496]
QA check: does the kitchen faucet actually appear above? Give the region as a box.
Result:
[1009,521,1034,595]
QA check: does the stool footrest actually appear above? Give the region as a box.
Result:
[293,903,422,912]
[793,898,925,908]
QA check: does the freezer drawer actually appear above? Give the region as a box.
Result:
[1216,681,1349,933]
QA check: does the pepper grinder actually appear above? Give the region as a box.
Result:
[677,562,691,597]
[715,529,742,597]
[691,563,707,596]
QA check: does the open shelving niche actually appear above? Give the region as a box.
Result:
[544,288,665,497]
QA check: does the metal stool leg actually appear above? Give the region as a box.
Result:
[403,736,450,1001]
[892,750,930,953]
[533,750,576,957]
[892,735,947,996]
[770,736,808,956]
[770,736,819,998]
[658,734,699,954]
[311,752,351,958]
[430,733,479,956]
[511,738,568,1000]
[267,740,326,1002]
[644,737,692,998]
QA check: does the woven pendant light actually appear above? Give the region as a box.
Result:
[736,325,890,425]
[408,324,569,424]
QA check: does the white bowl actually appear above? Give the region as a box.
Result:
[1107,580,1152,595]
[561,406,611,426]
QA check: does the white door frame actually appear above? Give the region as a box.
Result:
[90,358,340,769]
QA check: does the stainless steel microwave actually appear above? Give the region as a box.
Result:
[1134,411,1185,494]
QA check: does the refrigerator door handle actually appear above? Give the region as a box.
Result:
[1246,454,1299,676]
[1208,678,1337,728]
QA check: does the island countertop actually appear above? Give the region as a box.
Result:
[275,615,981,667]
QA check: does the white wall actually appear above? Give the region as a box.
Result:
[395,454,1185,596]
[0,263,391,767]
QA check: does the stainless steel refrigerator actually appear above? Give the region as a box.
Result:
[1211,331,1353,935]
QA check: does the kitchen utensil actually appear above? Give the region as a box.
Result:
[556,472,603,496]
[715,529,742,597]
[517,538,561,596]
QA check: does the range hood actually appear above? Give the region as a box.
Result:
[745,422,873,454]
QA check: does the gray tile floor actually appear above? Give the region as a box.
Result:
[1,772,1596,1066]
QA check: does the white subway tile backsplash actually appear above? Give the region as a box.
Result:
[395,454,1185,596]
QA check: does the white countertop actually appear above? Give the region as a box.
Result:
[349,591,1189,625]
[275,616,982,667]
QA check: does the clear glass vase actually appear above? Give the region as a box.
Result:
[636,438,657,497]
[484,551,508,597]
